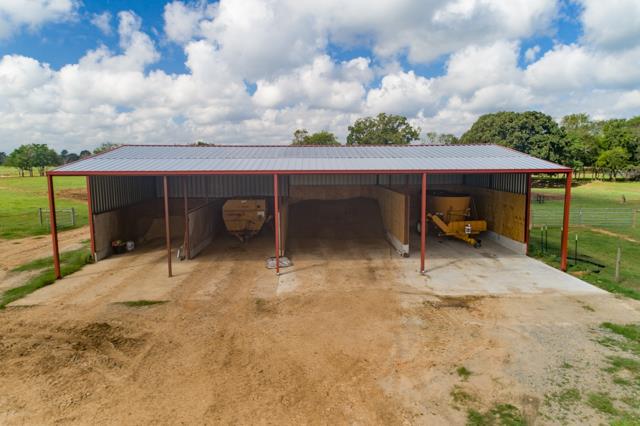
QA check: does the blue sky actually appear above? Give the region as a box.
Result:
[0,0,639,152]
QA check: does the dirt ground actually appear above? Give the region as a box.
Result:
[0,226,89,291]
[1,200,639,424]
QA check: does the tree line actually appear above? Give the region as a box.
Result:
[292,111,640,180]
[0,142,118,177]
[2,112,638,180]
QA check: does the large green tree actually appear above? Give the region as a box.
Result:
[596,147,630,180]
[560,113,601,171]
[291,129,340,146]
[424,132,459,145]
[347,113,420,145]
[601,118,640,164]
[6,144,59,177]
[460,111,568,164]
[93,142,120,154]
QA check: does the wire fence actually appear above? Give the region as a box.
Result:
[532,208,638,229]
[0,208,78,230]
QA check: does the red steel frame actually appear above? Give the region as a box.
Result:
[47,168,573,281]
[560,172,572,271]
[85,176,96,260]
[47,174,62,279]
[183,177,190,259]
[273,174,280,275]
[163,176,172,277]
[524,173,532,255]
[420,173,427,274]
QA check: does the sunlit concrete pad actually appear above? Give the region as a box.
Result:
[404,238,606,296]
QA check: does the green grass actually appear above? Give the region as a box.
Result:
[451,385,475,405]
[0,247,92,308]
[587,392,618,415]
[12,249,93,272]
[530,181,640,300]
[0,172,87,239]
[116,300,168,307]
[545,388,581,409]
[457,366,473,380]
[467,403,526,426]
[603,323,640,343]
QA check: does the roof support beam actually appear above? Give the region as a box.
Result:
[524,173,532,256]
[274,173,280,275]
[163,176,172,277]
[85,176,96,261]
[183,177,190,260]
[47,174,61,279]
[420,172,427,275]
[560,172,572,271]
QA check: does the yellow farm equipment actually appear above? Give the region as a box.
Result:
[222,199,268,242]
[418,191,487,248]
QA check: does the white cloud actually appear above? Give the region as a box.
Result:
[0,0,77,38]
[163,1,216,43]
[253,56,371,110]
[524,45,541,63]
[1,0,640,153]
[579,0,640,49]
[90,11,112,35]
[366,71,435,116]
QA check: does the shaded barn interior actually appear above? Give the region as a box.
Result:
[88,172,528,262]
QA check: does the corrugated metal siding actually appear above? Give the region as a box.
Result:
[53,145,570,174]
[290,174,377,186]
[158,175,288,198]
[464,173,527,194]
[90,176,156,214]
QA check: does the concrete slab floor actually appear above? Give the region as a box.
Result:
[11,229,603,308]
[403,237,606,296]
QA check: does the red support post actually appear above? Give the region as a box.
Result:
[560,172,572,271]
[47,174,61,279]
[163,176,172,277]
[183,177,190,259]
[274,174,280,275]
[85,176,96,260]
[420,172,427,274]
[524,173,532,255]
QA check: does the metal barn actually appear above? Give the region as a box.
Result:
[46,144,572,279]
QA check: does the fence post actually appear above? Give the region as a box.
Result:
[615,245,621,282]
[578,208,582,225]
[38,208,43,225]
[71,207,76,226]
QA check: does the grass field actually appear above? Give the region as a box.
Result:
[0,166,88,239]
[530,181,640,299]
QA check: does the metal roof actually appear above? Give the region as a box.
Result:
[50,144,571,175]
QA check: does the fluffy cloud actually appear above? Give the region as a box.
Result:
[0,0,77,38]
[90,11,112,36]
[0,0,640,152]
[579,0,640,49]
[253,56,371,110]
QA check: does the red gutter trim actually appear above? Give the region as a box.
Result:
[49,168,571,176]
